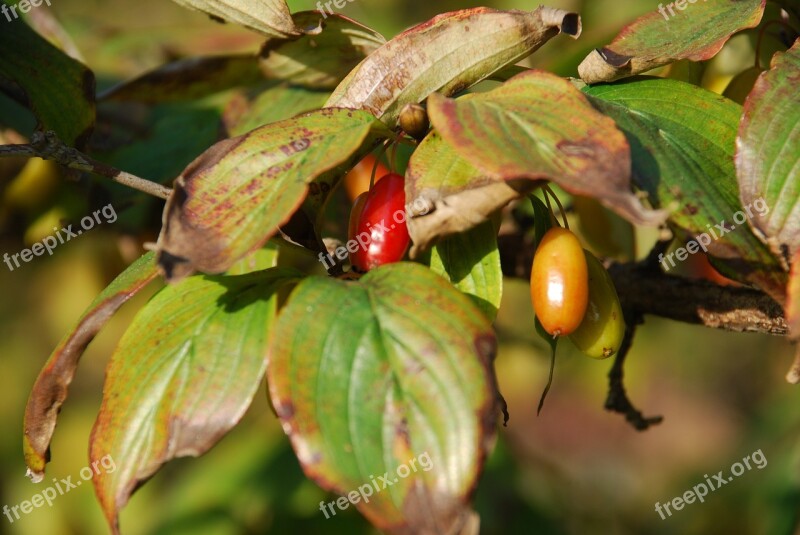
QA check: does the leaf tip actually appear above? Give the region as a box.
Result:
[25,467,44,484]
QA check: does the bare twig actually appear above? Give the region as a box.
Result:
[0,131,172,200]
[605,310,663,431]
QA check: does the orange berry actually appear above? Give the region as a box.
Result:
[530,227,589,336]
[343,154,389,201]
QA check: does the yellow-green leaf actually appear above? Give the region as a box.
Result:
[155,108,390,281]
[90,268,298,534]
[267,262,499,534]
[578,0,765,84]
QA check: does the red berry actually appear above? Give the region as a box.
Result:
[350,173,410,272]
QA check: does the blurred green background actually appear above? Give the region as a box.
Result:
[1,0,798,534]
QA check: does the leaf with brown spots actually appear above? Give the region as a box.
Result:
[258,11,385,90]
[584,77,787,302]
[325,6,580,126]
[267,262,500,535]
[170,0,300,38]
[23,252,159,482]
[736,40,800,267]
[578,0,765,84]
[90,268,299,535]
[155,108,390,282]
[425,70,663,233]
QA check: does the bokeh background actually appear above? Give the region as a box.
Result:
[1,0,798,534]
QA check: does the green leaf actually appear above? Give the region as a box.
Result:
[258,11,385,90]
[155,108,390,281]
[405,130,521,255]
[170,0,300,38]
[23,252,159,481]
[422,221,502,320]
[0,3,95,147]
[94,96,230,186]
[90,268,299,534]
[584,77,787,301]
[530,194,555,251]
[267,262,499,533]
[325,6,580,125]
[736,40,800,263]
[578,0,765,84]
[99,55,266,104]
[427,70,664,226]
[225,240,280,275]
[228,83,330,137]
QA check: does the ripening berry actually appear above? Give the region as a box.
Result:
[569,251,625,359]
[530,227,589,336]
[343,154,388,201]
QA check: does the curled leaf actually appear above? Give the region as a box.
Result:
[736,40,800,265]
[23,253,158,481]
[427,70,664,226]
[578,0,765,84]
[325,6,580,125]
[405,131,530,255]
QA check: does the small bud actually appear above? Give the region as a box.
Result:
[398,103,430,141]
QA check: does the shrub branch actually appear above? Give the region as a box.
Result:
[0,130,172,200]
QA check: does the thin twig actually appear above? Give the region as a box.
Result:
[0,131,172,200]
[604,310,664,431]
